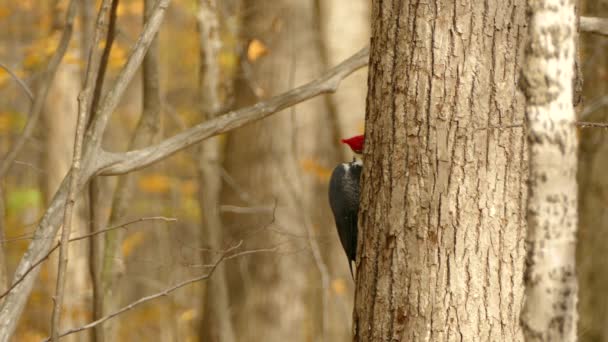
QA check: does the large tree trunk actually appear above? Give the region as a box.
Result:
[577,1,608,341]
[353,1,528,340]
[220,1,344,341]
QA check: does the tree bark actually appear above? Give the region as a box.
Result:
[354,1,528,340]
[519,0,579,340]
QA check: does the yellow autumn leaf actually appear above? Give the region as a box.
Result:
[331,278,347,296]
[247,39,268,62]
[23,33,60,68]
[138,174,171,193]
[63,51,84,66]
[122,231,146,257]
[179,309,197,322]
[300,158,332,182]
[109,44,127,69]
[116,1,144,16]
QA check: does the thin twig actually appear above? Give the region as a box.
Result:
[0,216,176,301]
[45,242,241,341]
[87,2,120,340]
[0,62,34,101]
[0,0,78,179]
[87,0,171,148]
[576,121,608,128]
[49,0,118,338]
[580,16,608,37]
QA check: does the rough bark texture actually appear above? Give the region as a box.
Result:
[220,1,343,341]
[353,0,528,341]
[519,0,579,340]
[577,2,608,342]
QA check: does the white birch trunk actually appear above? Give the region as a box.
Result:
[519,0,579,340]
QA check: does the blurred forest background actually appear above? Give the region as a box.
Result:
[0,0,368,341]
[0,0,607,341]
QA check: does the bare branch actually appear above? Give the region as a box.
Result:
[45,242,241,341]
[87,0,170,148]
[49,0,121,338]
[0,62,34,101]
[89,0,120,118]
[0,216,176,301]
[580,16,608,36]
[51,96,100,341]
[0,0,78,179]
[99,47,370,175]
[0,44,365,340]
[87,2,120,340]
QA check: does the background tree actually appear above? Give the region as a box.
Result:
[519,0,578,339]
[578,1,608,341]
[219,1,354,340]
[354,0,528,340]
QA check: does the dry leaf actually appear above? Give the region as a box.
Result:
[300,158,332,182]
[179,309,197,322]
[247,39,268,62]
[138,174,171,193]
[331,278,347,296]
[122,231,146,257]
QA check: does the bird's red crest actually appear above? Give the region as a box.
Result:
[341,135,365,154]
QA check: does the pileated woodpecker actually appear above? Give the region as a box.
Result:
[328,134,364,278]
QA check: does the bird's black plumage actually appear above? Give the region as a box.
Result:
[328,160,362,278]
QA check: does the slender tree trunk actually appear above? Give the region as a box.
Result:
[354,0,528,340]
[519,0,579,341]
[318,0,370,339]
[196,0,238,341]
[577,2,608,341]
[43,60,90,342]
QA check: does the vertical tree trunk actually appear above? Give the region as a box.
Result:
[43,61,90,342]
[577,2,608,341]
[354,1,527,340]
[196,0,238,341]
[519,0,579,341]
[318,0,370,339]
[220,1,343,341]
